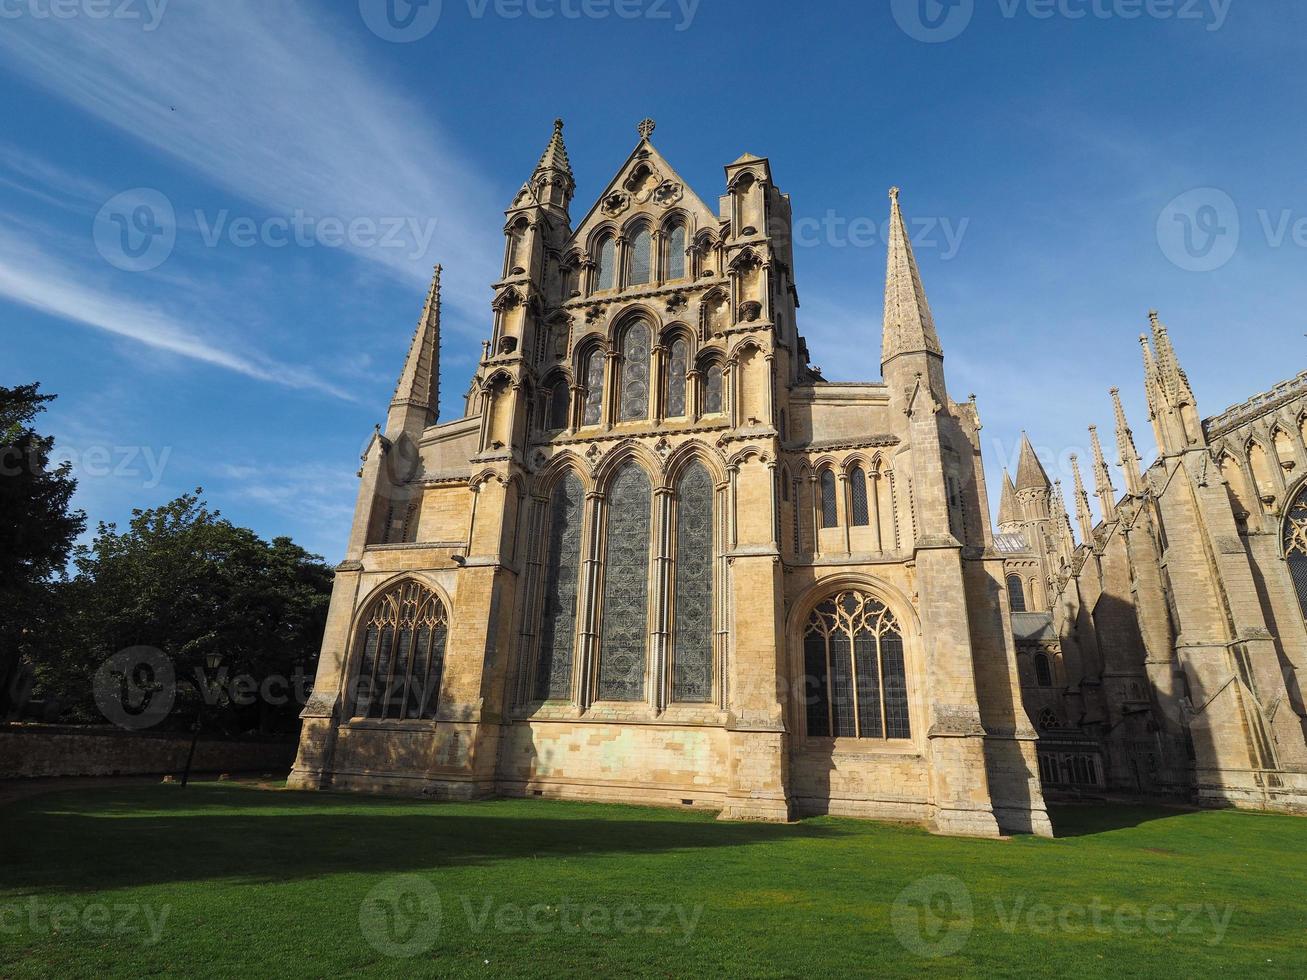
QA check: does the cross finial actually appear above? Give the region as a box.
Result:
[638,118,656,140]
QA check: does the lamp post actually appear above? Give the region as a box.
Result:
[180,652,223,788]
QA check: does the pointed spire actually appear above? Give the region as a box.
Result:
[1140,333,1161,421]
[534,117,573,178]
[1050,479,1076,561]
[1149,310,1195,406]
[1071,454,1096,544]
[1015,433,1051,492]
[1089,425,1117,521]
[997,470,1021,531]
[1111,387,1144,495]
[390,265,442,433]
[881,187,943,364]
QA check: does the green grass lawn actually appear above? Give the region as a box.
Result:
[0,783,1304,978]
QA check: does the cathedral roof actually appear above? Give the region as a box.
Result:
[1015,433,1051,492]
[881,187,943,363]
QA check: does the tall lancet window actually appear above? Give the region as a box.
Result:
[597,464,652,701]
[1285,486,1307,618]
[850,466,870,526]
[673,462,714,702]
[803,590,910,740]
[665,338,689,418]
[547,376,570,431]
[618,320,651,422]
[582,348,605,426]
[703,363,724,415]
[535,473,584,701]
[351,580,448,720]
[628,225,652,286]
[666,222,687,280]
[820,470,838,528]
[1007,575,1027,613]
[595,234,616,291]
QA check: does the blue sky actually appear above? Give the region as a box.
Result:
[3,0,1303,562]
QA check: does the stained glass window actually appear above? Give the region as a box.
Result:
[665,338,688,418]
[1284,486,1307,619]
[548,377,570,430]
[629,226,652,286]
[596,235,616,291]
[802,590,910,740]
[1007,575,1027,613]
[820,470,838,528]
[666,223,687,280]
[582,349,604,426]
[597,464,652,701]
[673,463,714,702]
[619,321,651,422]
[850,466,869,526]
[352,580,448,720]
[792,479,803,552]
[1034,652,1053,688]
[703,364,724,415]
[535,473,584,701]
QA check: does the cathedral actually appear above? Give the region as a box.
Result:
[289,119,1307,834]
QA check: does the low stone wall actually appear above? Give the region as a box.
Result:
[0,724,296,779]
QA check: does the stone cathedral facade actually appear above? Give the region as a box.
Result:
[287,117,1307,832]
[289,119,1051,837]
[997,323,1307,815]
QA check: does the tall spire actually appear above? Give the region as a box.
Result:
[1089,425,1117,521]
[997,470,1021,532]
[1149,310,1195,407]
[1070,454,1095,545]
[1050,479,1076,561]
[1140,333,1162,422]
[521,118,574,214]
[1015,433,1051,492]
[389,264,442,435]
[881,187,943,365]
[1111,387,1144,495]
[535,117,573,179]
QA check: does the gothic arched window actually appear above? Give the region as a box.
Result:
[597,464,653,701]
[535,473,584,701]
[803,590,910,739]
[850,466,870,526]
[820,470,838,528]
[673,462,714,702]
[1037,708,1060,731]
[1285,486,1307,619]
[618,320,651,422]
[595,234,616,291]
[665,337,689,418]
[702,363,724,415]
[581,348,605,426]
[1034,652,1053,687]
[1007,574,1027,613]
[351,580,449,720]
[547,376,570,431]
[665,222,687,280]
[628,225,652,286]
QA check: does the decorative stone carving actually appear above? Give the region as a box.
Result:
[601,192,630,217]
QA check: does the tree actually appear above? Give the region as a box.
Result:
[38,491,332,732]
[0,384,85,716]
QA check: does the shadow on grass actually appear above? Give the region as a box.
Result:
[0,785,846,894]
[1047,802,1195,838]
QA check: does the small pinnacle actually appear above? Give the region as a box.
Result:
[554,118,564,132]
[1148,309,1160,325]
[1110,386,1119,395]
[1089,424,1098,433]
[637,117,656,140]
[889,186,901,201]
[1139,334,1150,343]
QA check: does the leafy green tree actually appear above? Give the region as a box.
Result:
[38,491,332,732]
[0,384,85,716]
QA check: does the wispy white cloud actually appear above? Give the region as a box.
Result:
[0,0,502,315]
[0,223,355,401]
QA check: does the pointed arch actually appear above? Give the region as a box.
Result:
[698,348,726,417]
[1247,437,1276,505]
[1273,424,1296,471]
[1284,480,1307,620]
[663,214,689,281]
[616,317,653,422]
[819,467,839,528]
[593,230,617,292]
[626,220,653,287]
[575,340,606,427]
[348,578,450,720]
[1219,450,1253,521]
[1007,574,1027,613]
[672,460,715,702]
[535,469,586,701]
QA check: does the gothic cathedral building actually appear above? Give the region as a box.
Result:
[290,119,1307,833]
